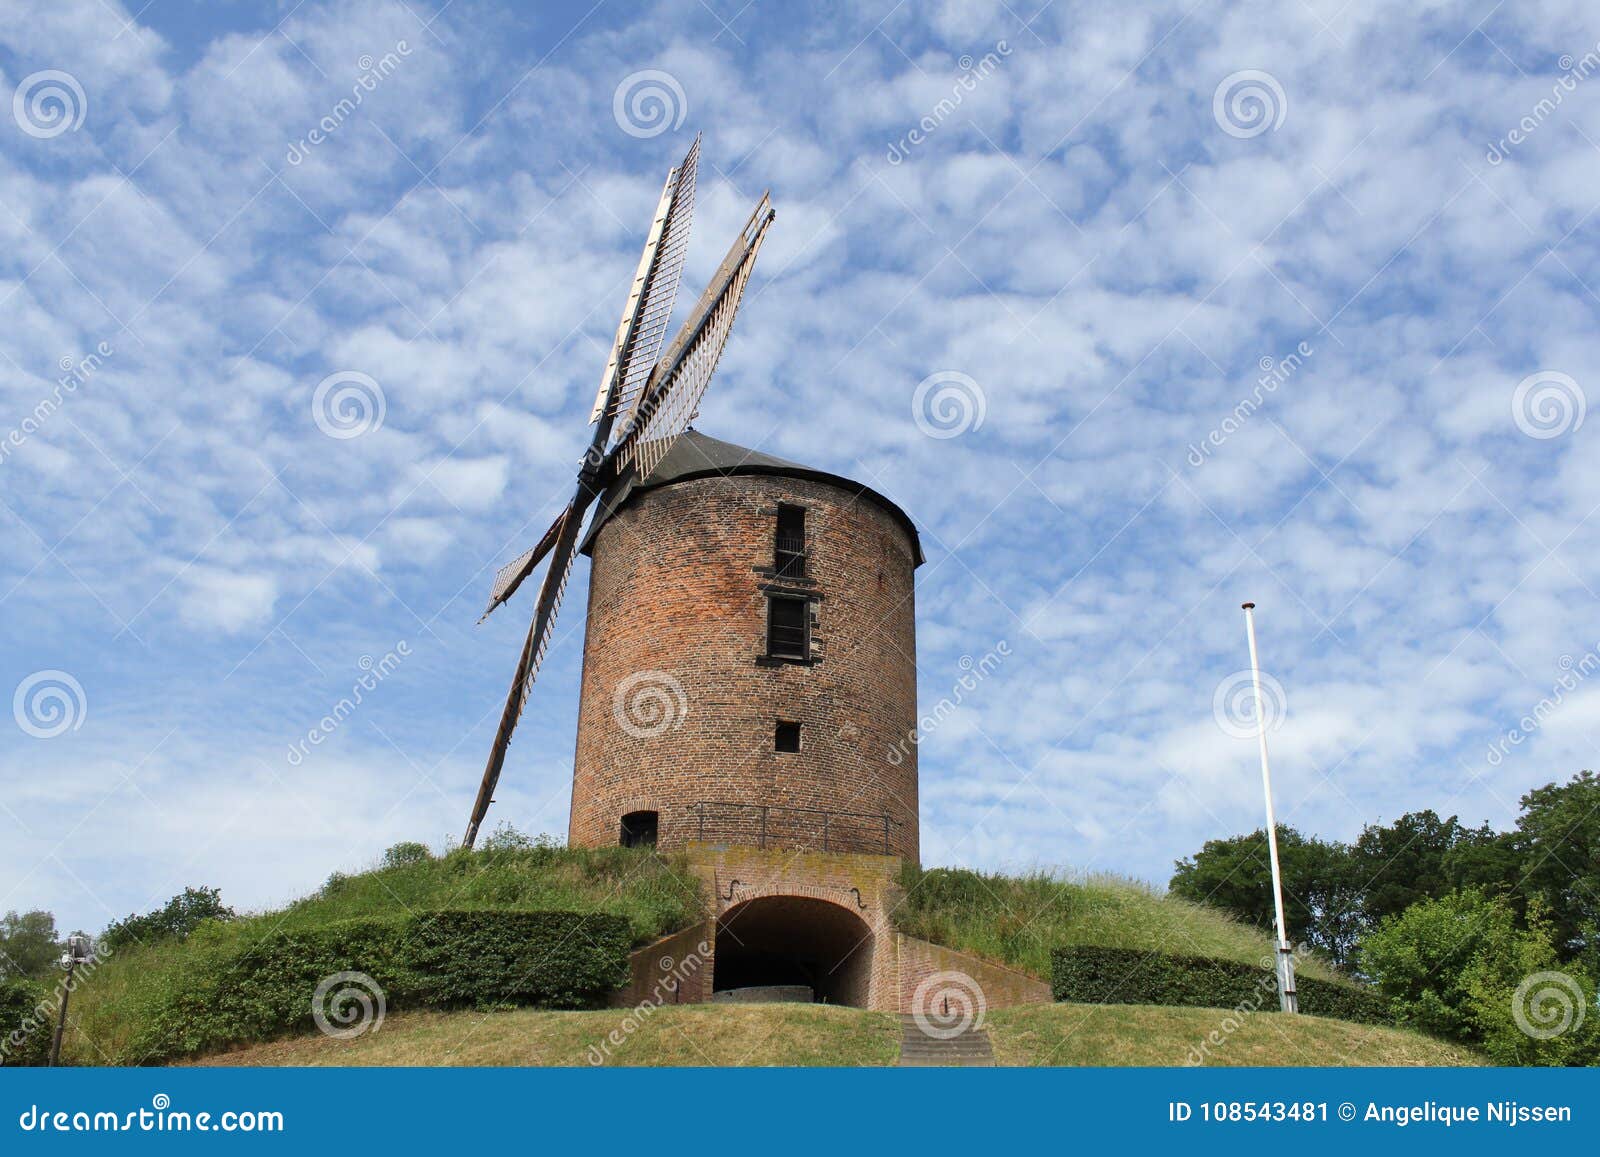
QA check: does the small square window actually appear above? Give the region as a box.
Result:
[775,721,801,752]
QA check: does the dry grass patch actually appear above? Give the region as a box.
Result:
[189,1004,902,1067]
[986,1003,1483,1067]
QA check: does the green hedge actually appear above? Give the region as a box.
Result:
[1051,945,1389,1024]
[0,978,55,1067]
[129,910,632,1062]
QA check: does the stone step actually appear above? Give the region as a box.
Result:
[896,1015,997,1067]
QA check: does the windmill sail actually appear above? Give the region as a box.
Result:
[464,145,773,849]
[463,498,584,849]
[478,509,566,622]
[615,192,774,480]
[588,135,699,426]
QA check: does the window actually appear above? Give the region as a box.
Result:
[766,595,809,660]
[775,721,801,752]
[619,810,658,848]
[774,504,806,579]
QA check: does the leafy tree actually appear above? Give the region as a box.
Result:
[1463,904,1600,1066]
[1358,888,1510,1042]
[0,911,60,981]
[1168,827,1365,965]
[100,887,234,953]
[1512,770,1600,957]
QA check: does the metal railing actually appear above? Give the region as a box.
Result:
[685,801,895,855]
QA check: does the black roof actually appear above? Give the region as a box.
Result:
[580,430,924,565]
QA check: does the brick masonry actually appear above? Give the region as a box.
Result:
[569,471,920,859]
[636,845,1052,1014]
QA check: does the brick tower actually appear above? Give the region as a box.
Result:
[570,431,929,1008]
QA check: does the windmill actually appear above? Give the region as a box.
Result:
[462,135,776,848]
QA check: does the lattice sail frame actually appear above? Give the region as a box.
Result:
[588,136,699,427]
[614,193,774,481]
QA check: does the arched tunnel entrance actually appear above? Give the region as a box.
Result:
[713,895,875,1007]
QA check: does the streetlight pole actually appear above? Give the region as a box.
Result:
[1242,602,1298,1014]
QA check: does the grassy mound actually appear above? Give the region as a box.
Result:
[63,841,704,1066]
[190,1005,903,1067]
[986,1003,1481,1067]
[893,865,1342,983]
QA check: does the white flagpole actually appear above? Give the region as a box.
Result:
[1242,602,1298,1014]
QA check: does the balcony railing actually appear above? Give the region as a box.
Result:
[685,801,895,855]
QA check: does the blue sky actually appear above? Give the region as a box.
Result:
[2,0,1599,936]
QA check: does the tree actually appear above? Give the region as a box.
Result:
[99,887,234,953]
[1169,827,1365,966]
[1512,770,1600,957]
[1358,888,1509,1043]
[1352,810,1521,925]
[0,911,60,981]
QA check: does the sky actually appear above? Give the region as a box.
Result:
[2,0,1599,937]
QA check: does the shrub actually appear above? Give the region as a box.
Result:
[1362,889,1600,1064]
[123,910,633,1063]
[379,842,433,870]
[0,978,54,1066]
[100,887,234,954]
[404,911,632,1008]
[1050,945,1389,1024]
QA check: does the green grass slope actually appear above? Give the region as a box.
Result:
[894,865,1343,983]
[63,841,704,1066]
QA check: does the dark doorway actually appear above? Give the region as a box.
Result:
[619,810,658,848]
[713,895,874,1006]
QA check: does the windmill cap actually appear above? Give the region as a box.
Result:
[581,430,923,565]
[1241,601,1256,609]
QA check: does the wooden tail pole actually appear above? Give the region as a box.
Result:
[1242,601,1298,1014]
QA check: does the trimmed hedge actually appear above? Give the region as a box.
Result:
[127,910,632,1063]
[1051,945,1390,1025]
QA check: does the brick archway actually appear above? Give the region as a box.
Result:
[713,894,876,1007]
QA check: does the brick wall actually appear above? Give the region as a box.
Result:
[569,472,920,859]
[609,920,715,1009]
[894,934,1052,1015]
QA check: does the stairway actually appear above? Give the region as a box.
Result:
[896,1013,996,1067]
